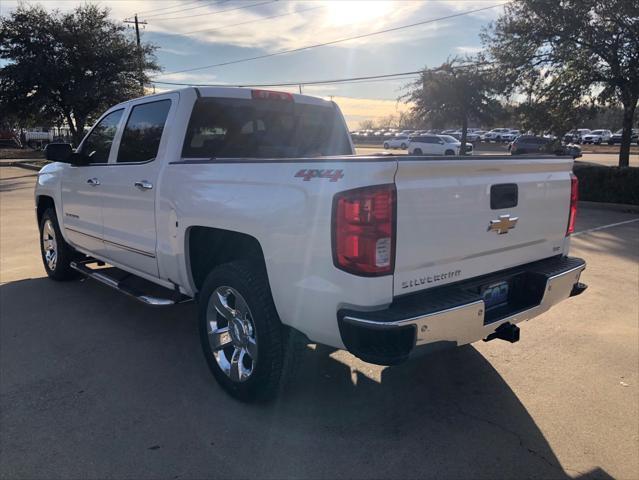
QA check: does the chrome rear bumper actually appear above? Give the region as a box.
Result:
[338,256,586,365]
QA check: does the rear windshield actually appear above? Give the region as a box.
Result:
[182,97,352,158]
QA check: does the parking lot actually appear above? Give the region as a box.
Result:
[1,166,638,479]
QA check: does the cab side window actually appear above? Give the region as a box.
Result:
[81,109,124,164]
[117,100,171,163]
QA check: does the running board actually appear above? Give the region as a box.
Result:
[70,260,192,306]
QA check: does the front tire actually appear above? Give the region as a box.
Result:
[198,261,292,402]
[412,148,423,155]
[39,208,78,280]
[445,149,455,156]
[383,142,389,149]
[400,143,407,149]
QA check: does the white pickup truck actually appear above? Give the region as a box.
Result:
[37,87,587,401]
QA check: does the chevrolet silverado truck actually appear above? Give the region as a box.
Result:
[37,87,587,401]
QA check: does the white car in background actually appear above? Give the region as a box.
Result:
[408,134,473,155]
[581,129,612,144]
[483,128,512,142]
[501,130,521,142]
[383,135,411,149]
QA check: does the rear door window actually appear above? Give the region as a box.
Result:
[117,100,171,163]
[182,97,351,158]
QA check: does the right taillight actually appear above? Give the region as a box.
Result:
[332,184,396,276]
[567,173,579,235]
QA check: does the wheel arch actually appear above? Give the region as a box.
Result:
[185,226,269,294]
[36,195,56,225]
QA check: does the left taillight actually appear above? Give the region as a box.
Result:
[332,184,396,276]
[567,173,579,235]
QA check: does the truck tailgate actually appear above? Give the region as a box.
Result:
[394,156,573,296]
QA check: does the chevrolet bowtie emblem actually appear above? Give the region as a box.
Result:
[488,214,518,234]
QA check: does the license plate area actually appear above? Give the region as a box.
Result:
[481,281,509,309]
[474,272,546,325]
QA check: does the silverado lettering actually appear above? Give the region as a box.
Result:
[401,270,462,289]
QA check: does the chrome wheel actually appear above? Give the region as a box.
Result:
[42,219,57,271]
[207,286,257,383]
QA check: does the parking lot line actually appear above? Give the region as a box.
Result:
[573,218,639,236]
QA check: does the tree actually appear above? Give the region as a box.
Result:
[402,57,501,153]
[0,4,160,145]
[482,0,639,167]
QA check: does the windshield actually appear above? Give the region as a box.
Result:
[182,97,352,158]
[439,135,459,144]
[591,130,603,135]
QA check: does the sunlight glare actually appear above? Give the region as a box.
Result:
[324,1,394,27]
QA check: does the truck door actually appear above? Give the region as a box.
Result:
[99,96,174,277]
[60,108,124,258]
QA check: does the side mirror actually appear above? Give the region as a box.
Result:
[45,143,73,163]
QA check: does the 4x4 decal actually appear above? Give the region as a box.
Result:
[295,169,344,182]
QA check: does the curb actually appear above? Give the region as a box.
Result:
[0,161,44,171]
[579,201,639,214]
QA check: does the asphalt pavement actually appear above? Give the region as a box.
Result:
[1,167,637,479]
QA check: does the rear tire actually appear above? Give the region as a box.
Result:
[383,142,389,149]
[198,261,297,402]
[413,148,423,155]
[400,143,407,149]
[39,208,79,281]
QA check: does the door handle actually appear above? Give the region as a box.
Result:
[134,180,153,190]
[87,178,100,186]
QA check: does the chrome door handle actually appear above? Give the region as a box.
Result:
[134,180,153,190]
[87,178,100,186]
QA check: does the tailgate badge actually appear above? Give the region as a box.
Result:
[488,214,518,235]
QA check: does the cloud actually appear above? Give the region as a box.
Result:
[330,95,412,129]
[455,45,483,54]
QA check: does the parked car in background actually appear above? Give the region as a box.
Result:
[581,129,612,144]
[510,135,582,158]
[483,128,512,142]
[609,128,639,145]
[501,129,521,142]
[383,135,410,149]
[408,134,473,155]
[563,129,591,144]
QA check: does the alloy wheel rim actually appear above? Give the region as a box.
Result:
[42,219,57,271]
[207,286,257,383]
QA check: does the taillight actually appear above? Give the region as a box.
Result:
[567,173,578,235]
[332,184,396,276]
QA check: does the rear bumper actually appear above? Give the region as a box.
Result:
[337,256,586,366]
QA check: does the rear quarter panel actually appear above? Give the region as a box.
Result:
[159,158,398,348]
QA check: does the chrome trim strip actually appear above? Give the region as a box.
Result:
[343,261,586,349]
[65,227,156,258]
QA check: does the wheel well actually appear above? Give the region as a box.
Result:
[36,196,55,224]
[187,226,267,292]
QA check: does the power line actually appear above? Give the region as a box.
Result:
[129,0,211,18]
[152,70,424,88]
[156,4,325,37]
[144,0,231,19]
[154,3,507,77]
[152,0,277,22]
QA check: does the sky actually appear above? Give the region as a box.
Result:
[0,0,506,128]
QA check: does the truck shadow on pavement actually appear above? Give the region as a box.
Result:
[0,277,613,480]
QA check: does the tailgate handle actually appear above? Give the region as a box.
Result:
[491,184,518,209]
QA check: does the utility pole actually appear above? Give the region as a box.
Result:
[124,14,147,93]
[298,84,302,94]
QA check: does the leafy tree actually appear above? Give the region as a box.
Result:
[0,4,160,145]
[402,57,501,153]
[482,0,639,166]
